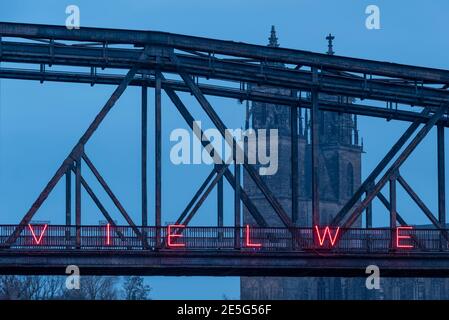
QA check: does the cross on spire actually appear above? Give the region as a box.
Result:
[326,33,335,55]
[268,25,279,47]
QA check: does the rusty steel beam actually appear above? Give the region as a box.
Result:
[65,170,71,229]
[175,168,217,225]
[82,153,146,247]
[3,22,449,84]
[76,173,127,243]
[182,165,228,226]
[389,175,397,249]
[217,165,224,228]
[155,71,162,248]
[79,176,114,227]
[291,95,299,225]
[342,107,448,228]
[311,69,320,226]
[65,168,71,244]
[179,71,294,230]
[235,163,241,249]
[389,175,397,229]
[376,192,426,250]
[438,125,446,226]
[397,174,449,244]
[141,85,148,228]
[365,183,374,228]
[5,249,449,277]
[2,41,449,109]
[223,170,268,226]
[377,192,408,227]
[75,155,82,248]
[3,49,151,246]
[162,76,268,227]
[3,67,449,127]
[331,109,431,227]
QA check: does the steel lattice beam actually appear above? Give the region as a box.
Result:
[1,22,448,279]
[3,47,152,246]
[2,41,449,108]
[2,68,449,126]
[2,22,449,83]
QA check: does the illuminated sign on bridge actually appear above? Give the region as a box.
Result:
[0,224,439,252]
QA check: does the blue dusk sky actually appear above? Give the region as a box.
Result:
[0,0,448,299]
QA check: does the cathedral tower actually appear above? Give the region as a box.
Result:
[240,27,364,299]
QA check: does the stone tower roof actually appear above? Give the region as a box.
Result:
[268,25,280,48]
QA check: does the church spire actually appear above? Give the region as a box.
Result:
[326,33,335,55]
[268,25,279,47]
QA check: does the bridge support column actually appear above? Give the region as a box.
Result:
[311,68,320,227]
[438,125,446,249]
[365,182,374,251]
[65,169,71,244]
[142,85,148,242]
[234,163,241,249]
[155,72,162,248]
[217,165,224,243]
[365,186,373,229]
[389,173,397,250]
[291,98,298,226]
[75,152,82,249]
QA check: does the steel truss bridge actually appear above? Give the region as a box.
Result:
[1,22,449,277]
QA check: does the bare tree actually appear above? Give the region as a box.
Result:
[41,277,64,300]
[0,276,64,300]
[0,275,120,300]
[78,276,119,300]
[0,276,23,300]
[122,276,151,300]
[21,276,43,300]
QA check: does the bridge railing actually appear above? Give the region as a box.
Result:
[0,225,446,252]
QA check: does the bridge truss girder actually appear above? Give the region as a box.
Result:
[0,23,448,271]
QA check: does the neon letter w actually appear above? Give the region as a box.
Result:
[314,226,340,247]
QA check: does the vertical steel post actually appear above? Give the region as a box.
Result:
[311,68,320,227]
[155,73,162,248]
[365,190,373,228]
[217,165,224,242]
[4,62,145,247]
[75,156,82,248]
[65,169,71,243]
[390,175,397,250]
[438,125,446,248]
[218,167,224,227]
[438,125,446,224]
[291,103,299,225]
[142,85,148,230]
[365,183,373,251]
[234,163,241,249]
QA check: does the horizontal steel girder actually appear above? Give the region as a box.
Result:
[2,21,449,84]
[2,68,448,126]
[2,250,449,277]
[2,41,449,108]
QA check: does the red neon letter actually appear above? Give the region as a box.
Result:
[106,223,111,245]
[245,225,262,248]
[396,226,414,249]
[167,225,185,248]
[28,224,48,245]
[314,226,340,247]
